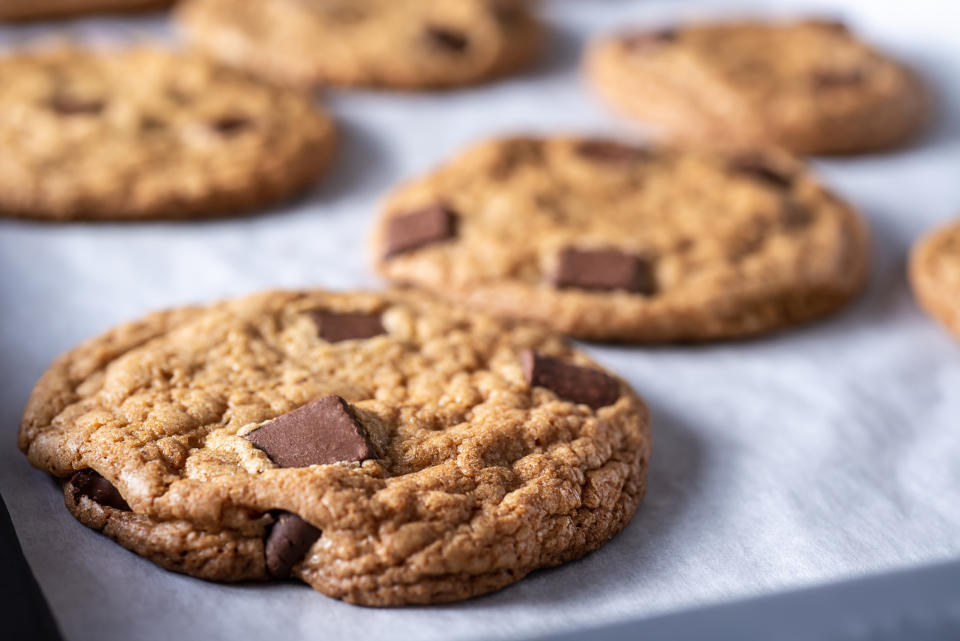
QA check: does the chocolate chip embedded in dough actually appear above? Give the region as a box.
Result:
[426,26,469,53]
[575,140,650,163]
[49,95,104,116]
[552,247,656,294]
[211,116,251,135]
[383,205,456,258]
[521,350,620,410]
[812,69,866,88]
[621,29,677,51]
[69,469,130,511]
[310,310,386,343]
[244,395,375,468]
[264,512,322,579]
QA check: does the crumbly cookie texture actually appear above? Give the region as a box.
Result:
[0,47,336,221]
[585,20,932,155]
[176,0,541,89]
[19,290,650,606]
[0,0,169,20]
[371,136,869,342]
[910,219,960,341]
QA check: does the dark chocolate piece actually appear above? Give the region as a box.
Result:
[426,26,469,53]
[244,395,375,468]
[521,350,620,410]
[264,512,322,579]
[812,69,865,88]
[575,140,650,163]
[311,310,386,343]
[211,116,251,135]
[552,247,656,294]
[69,469,130,511]
[49,95,104,116]
[383,204,455,258]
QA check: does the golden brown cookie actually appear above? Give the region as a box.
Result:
[176,0,542,89]
[585,20,932,155]
[0,47,336,221]
[909,219,960,341]
[19,289,650,605]
[371,136,870,342]
[0,0,169,20]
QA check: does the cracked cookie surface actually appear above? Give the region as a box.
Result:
[0,47,336,221]
[19,289,650,605]
[371,136,869,342]
[586,20,932,155]
[910,219,960,341]
[176,0,541,89]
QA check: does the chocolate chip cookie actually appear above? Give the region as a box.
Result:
[19,289,650,605]
[586,20,932,155]
[371,136,869,342]
[0,47,336,221]
[176,0,541,89]
[0,0,169,20]
[910,218,960,341]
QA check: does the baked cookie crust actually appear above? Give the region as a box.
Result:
[909,219,960,341]
[585,20,932,155]
[176,0,542,89]
[371,136,870,342]
[0,47,336,221]
[19,290,650,605]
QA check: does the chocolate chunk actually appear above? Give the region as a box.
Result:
[383,204,455,258]
[730,155,795,189]
[69,469,130,511]
[211,116,251,135]
[49,95,104,116]
[521,350,620,409]
[264,512,321,579]
[552,247,656,294]
[780,200,812,229]
[813,69,865,88]
[245,395,375,468]
[622,29,677,51]
[426,26,469,53]
[311,310,386,343]
[575,140,650,163]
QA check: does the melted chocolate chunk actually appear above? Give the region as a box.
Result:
[426,26,469,53]
[521,350,620,409]
[575,140,650,163]
[552,247,656,294]
[245,396,375,468]
[264,512,321,579]
[69,469,130,511]
[383,204,456,258]
[311,310,386,343]
[211,116,251,135]
[49,95,104,116]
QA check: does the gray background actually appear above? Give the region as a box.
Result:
[1,1,959,640]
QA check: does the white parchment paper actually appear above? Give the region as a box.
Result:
[1,1,959,640]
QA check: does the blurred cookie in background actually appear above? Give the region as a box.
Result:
[0,47,337,221]
[176,0,542,89]
[586,20,932,155]
[0,0,170,21]
[371,136,870,342]
[910,218,960,342]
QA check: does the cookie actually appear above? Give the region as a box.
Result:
[585,20,932,155]
[909,219,960,341]
[0,0,169,20]
[0,47,336,221]
[18,289,650,605]
[371,136,869,342]
[175,0,541,89]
